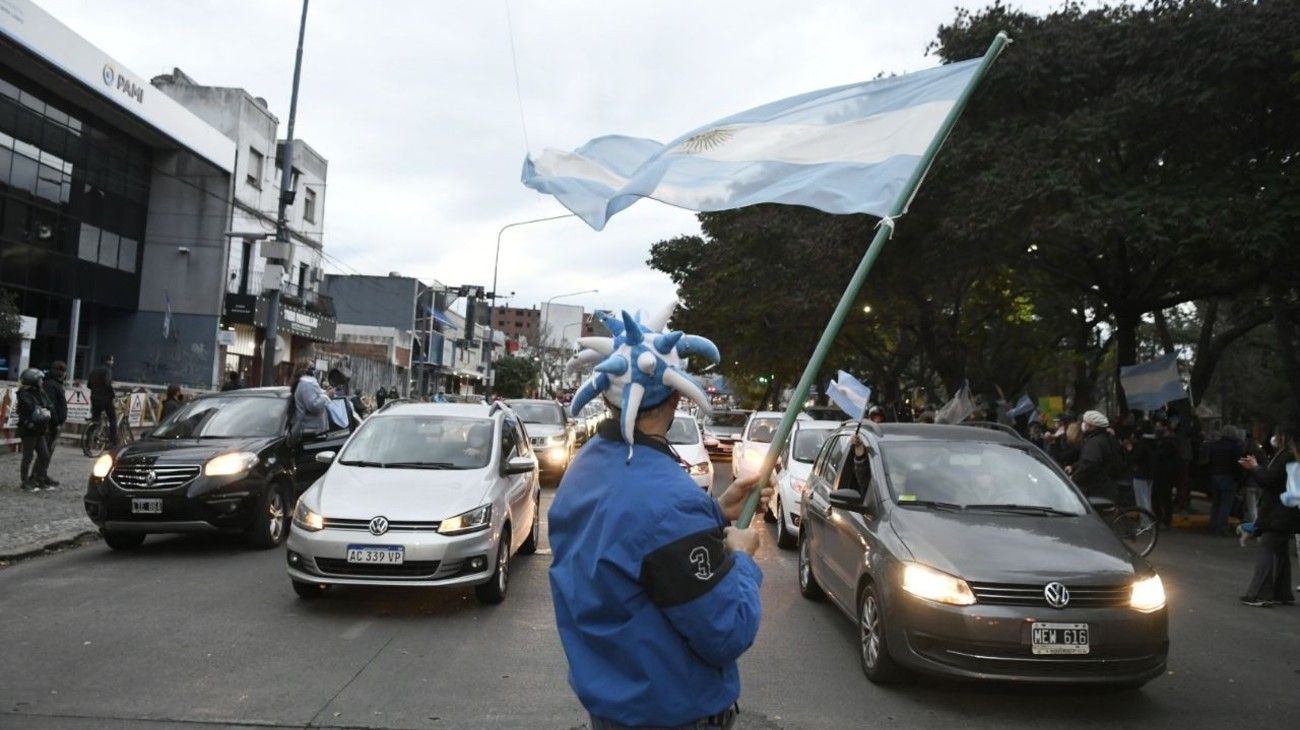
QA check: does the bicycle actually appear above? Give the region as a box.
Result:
[80,393,136,457]
[1096,499,1160,558]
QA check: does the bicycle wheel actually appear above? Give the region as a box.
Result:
[1108,506,1159,557]
[81,420,102,457]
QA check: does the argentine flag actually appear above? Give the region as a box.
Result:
[826,370,871,420]
[522,57,983,230]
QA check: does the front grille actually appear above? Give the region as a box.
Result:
[968,582,1130,609]
[314,558,441,579]
[321,518,441,532]
[110,464,201,490]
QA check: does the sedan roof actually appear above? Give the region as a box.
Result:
[379,402,494,418]
[864,422,1024,445]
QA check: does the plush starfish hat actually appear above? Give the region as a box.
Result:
[567,302,720,459]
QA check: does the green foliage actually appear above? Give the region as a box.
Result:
[0,289,21,343]
[492,356,539,399]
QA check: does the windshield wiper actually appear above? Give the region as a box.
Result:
[964,503,1077,516]
[384,461,460,469]
[897,499,964,511]
[338,459,386,468]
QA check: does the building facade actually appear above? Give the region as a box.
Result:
[490,305,540,347]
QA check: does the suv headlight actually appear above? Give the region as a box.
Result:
[204,451,259,477]
[901,562,976,606]
[292,500,323,531]
[1129,574,1166,612]
[92,453,113,478]
[439,504,492,535]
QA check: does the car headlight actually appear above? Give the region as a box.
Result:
[688,461,711,476]
[204,451,259,477]
[548,434,567,446]
[1129,574,1166,612]
[792,478,808,495]
[292,500,323,531]
[901,562,976,606]
[92,453,113,478]
[439,504,492,535]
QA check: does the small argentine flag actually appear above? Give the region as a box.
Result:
[826,370,871,420]
[522,57,983,230]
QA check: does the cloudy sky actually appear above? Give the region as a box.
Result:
[37,0,1061,316]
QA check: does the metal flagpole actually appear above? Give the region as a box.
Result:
[736,32,1011,528]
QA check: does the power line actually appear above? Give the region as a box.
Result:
[502,0,531,155]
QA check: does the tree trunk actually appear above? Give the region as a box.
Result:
[1270,280,1300,413]
[1113,309,1140,414]
[1153,308,1176,354]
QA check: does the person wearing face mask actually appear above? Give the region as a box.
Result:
[1237,423,1300,606]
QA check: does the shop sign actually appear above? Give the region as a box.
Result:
[223,294,258,325]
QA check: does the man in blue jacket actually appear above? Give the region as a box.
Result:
[550,310,768,729]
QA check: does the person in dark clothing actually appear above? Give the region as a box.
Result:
[1071,410,1123,502]
[1206,428,1244,535]
[220,371,242,391]
[1152,420,1181,526]
[375,387,388,409]
[16,368,53,492]
[160,384,185,421]
[1127,424,1157,515]
[86,354,117,447]
[40,361,68,487]
[1237,424,1300,606]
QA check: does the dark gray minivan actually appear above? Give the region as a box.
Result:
[798,422,1168,686]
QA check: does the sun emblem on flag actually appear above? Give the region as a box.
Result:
[676,126,735,154]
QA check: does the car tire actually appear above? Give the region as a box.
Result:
[797,527,824,600]
[101,529,146,551]
[775,497,797,550]
[475,528,511,605]
[246,483,289,550]
[291,579,327,600]
[858,584,903,683]
[520,493,541,555]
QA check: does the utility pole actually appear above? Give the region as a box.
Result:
[261,0,309,386]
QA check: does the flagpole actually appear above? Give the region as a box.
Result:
[736,32,1011,528]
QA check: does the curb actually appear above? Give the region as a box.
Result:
[0,529,100,564]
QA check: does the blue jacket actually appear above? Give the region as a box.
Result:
[548,420,763,727]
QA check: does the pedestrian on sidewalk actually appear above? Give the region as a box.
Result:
[1207,426,1245,535]
[16,368,53,492]
[1126,423,1157,515]
[1237,423,1299,607]
[1153,419,1181,526]
[1070,411,1123,502]
[40,360,68,489]
[160,384,185,421]
[87,354,117,447]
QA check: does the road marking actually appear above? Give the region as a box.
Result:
[340,620,372,640]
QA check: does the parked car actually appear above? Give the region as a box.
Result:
[667,413,713,490]
[797,422,1168,686]
[804,405,849,422]
[732,410,810,481]
[82,387,355,551]
[504,399,574,485]
[767,419,839,548]
[286,401,541,604]
[703,409,749,461]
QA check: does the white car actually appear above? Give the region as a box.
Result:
[731,410,810,481]
[667,413,713,490]
[767,419,839,549]
[286,402,541,604]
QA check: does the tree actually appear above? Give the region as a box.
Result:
[492,356,539,399]
[0,289,20,344]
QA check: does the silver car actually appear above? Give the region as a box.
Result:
[286,402,541,604]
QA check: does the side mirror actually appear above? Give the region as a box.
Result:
[315,451,336,464]
[829,488,871,515]
[504,455,536,475]
[1087,495,1114,511]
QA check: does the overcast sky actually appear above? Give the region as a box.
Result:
[37,0,1062,317]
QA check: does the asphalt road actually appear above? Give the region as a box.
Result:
[2,461,1298,729]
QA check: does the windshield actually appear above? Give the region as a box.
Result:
[707,412,748,431]
[667,417,701,445]
[792,428,832,463]
[880,441,1086,515]
[509,402,563,425]
[151,396,285,439]
[745,417,780,443]
[338,415,494,469]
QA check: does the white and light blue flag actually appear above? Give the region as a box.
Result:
[1007,394,1036,419]
[522,58,983,230]
[935,381,976,425]
[826,370,871,420]
[1120,354,1186,411]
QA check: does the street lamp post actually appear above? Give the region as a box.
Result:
[539,288,598,396]
[485,213,577,395]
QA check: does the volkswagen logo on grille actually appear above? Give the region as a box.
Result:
[144,470,157,487]
[1044,581,1070,609]
[368,516,389,536]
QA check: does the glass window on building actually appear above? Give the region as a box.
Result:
[118,237,137,273]
[78,222,98,261]
[98,230,118,268]
[303,187,316,223]
[247,147,263,188]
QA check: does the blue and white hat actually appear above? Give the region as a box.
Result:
[567,303,720,458]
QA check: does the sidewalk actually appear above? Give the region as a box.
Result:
[0,441,98,562]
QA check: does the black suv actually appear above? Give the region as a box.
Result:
[83,387,354,550]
